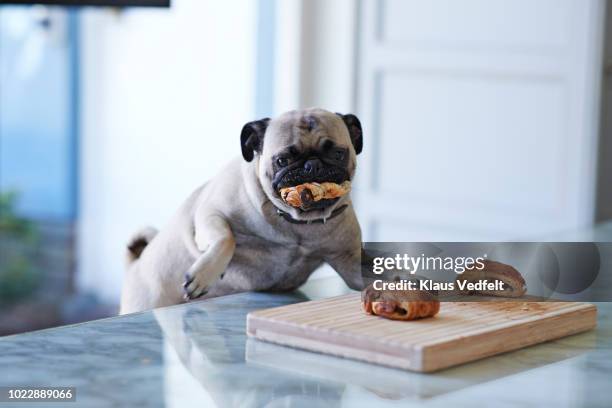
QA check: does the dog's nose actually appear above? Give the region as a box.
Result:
[304,158,322,175]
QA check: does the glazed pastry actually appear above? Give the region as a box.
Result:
[279,181,351,208]
[361,284,440,321]
[459,260,527,297]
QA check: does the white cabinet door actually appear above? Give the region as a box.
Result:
[354,0,606,241]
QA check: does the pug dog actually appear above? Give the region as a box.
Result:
[119,108,365,314]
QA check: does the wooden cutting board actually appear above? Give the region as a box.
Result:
[246,294,597,372]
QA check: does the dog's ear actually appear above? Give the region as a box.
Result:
[336,113,363,155]
[240,118,270,162]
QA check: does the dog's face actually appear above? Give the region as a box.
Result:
[240,108,363,221]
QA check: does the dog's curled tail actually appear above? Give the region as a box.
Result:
[126,226,159,266]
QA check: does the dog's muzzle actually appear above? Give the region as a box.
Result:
[272,159,349,211]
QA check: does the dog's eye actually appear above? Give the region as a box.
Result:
[334,150,345,161]
[277,157,289,167]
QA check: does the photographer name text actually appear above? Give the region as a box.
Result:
[372,278,505,292]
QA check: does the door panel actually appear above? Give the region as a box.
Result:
[376,72,566,214]
[381,0,570,51]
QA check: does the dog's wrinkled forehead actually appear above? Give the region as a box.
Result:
[266,109,350,149]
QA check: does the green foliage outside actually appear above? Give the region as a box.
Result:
[0,191,41,304]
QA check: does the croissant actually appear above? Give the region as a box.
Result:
[280,181,351,208]
[361,284,440,321]
[458,260,527,297]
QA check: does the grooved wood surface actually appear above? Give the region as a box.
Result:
[246,294,597,372]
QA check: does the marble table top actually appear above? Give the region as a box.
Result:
[2,221,612,407]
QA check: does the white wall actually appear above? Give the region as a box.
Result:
[78,0,257,303]
[273,0,357,115]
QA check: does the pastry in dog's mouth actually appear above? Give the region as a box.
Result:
[279,181,351,210]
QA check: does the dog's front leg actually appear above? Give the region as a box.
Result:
[183,214,236,300]
[325,246,366,291]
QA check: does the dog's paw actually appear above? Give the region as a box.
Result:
[182,271,226,301]
[182,273,210,301]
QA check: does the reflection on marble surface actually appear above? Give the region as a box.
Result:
[0,280,611,407]
[245,331,598,401]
